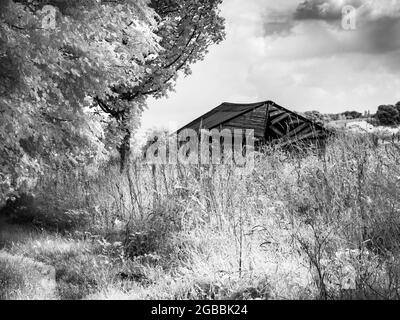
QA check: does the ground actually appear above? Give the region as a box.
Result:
[1,133,400,300]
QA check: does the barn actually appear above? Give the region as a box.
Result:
[177,100,330,149]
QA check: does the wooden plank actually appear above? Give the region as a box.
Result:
[269,125,285,137]
[207,105,267,130]
[227,120,264,129]
[288,117,304,125]
[292,126,313,139]
[225,104,267,132]
[269,110,285,118]
[271,113,289,125]
[263,103,271,143]
[276,125,325,145]
[220,125,264,137]
[285,122,309,138]
[229,117,265,124]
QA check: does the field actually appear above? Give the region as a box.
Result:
[1,132,400,300]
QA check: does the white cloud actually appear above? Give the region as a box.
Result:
[140,0,400,134]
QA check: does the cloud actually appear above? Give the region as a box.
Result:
[293,0,364,21]
[294,0,342,21]
[263,19,294,36]
[141,0,400,134]
[357,15,400,54]
[262,11,295,36]
[261,0,400,55]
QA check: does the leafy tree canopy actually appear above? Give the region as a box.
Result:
[341,111,362,120]
[0,0,225,200]
[376,105,399,126]
[97,0,225,170]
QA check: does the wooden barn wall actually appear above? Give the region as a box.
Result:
[218,104,267,138]
[265,105,327,144]
[182,102,329,147]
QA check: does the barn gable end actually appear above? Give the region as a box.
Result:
[177,100,330,147]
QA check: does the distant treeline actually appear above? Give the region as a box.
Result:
[303,101,400,127]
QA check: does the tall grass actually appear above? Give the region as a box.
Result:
[1,132,400,300]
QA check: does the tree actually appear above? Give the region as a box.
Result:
[1,0,225,201]
[342,111,362,120]
[376,105,399,126]
[96,0,226,171]
[303,111,330,125]
[1,0,161,201]
[396,102,400,123]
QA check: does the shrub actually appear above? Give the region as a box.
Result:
[0,193,90,232]
[376,105,399,126]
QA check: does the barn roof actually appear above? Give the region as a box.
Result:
[177,100,328,134]
[178,101,267,132]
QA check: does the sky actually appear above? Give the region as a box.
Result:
[138,0,400,136]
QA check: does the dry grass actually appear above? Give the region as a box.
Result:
[1,132,400,300]
[0,250,57,300]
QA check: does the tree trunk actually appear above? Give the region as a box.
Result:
[118,128,131,173]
